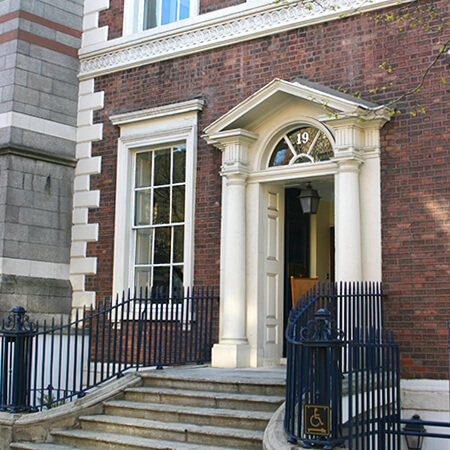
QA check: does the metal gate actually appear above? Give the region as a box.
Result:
[284,282,401,449]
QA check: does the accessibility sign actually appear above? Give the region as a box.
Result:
[304,404,330,437]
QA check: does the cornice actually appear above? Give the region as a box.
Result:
[0,145,77,167]
[79,0,412,80]
[110,99,205,126]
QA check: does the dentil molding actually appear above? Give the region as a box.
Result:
[79,0,411,80]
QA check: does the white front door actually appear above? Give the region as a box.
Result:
[262,183,285,364]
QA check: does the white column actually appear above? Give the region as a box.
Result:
[328,115,389,283]
[221,172,248,344]
[205,129,258,368]
[220,174,248,344]
[335,158,363,282]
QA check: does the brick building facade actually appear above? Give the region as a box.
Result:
[72,0,448,389]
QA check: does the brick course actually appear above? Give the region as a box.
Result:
[88,1,449,379]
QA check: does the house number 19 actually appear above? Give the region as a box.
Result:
[297,131,309,145]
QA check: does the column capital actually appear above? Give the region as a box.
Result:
[326,115,389,162]
[204,128,258,173]
[333,155,364,172]
[222,170,249,184]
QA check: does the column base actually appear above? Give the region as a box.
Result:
[211,342,250,368]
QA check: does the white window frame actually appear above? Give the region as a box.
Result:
[110,100,203,298]
[123,0,200,35]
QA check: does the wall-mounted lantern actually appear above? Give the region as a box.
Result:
[298,183,321,215]
[403,414,426,450]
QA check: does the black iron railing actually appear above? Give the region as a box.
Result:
[0,286,218,412]
[284,281,400,449]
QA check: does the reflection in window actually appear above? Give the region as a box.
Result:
[143,0,190,30]
[133,145,185,290]
[269,126,333,167]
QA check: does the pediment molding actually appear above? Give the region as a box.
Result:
[203,78,390,137]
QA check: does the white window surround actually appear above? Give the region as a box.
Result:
[110,99,203,297]
[123,0,200,35]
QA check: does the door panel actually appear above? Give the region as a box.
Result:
[264,186,284,362]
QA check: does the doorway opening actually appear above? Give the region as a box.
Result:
[282,184,335,355]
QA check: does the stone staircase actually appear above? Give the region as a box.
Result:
[11,367,286,449]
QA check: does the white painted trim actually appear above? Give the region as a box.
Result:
[110,99,204,125]
[79,0,412,79]
[401,379,449,412]
[0,258,70,280]
[204,79,388,137]
[70,74,105,310]
[84,0,110,15]
[112,102,202,297]
[0,112,76,141]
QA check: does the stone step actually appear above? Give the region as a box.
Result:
[124,386,284,412]
[79,414,264,449]
[11,444,77,450]
[139,371,286,397]
[104,399,273,430]
[51,429,249,449]
[11,367,286,450]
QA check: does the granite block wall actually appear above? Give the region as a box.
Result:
[0,0,83,321]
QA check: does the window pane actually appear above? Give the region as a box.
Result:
[172,185,185,223]
[154,148,171,186]
[288,127,319,156]
[173,265,183,289]
[173,226,184,263]
[143,0,157,30]
[161,0,177,25]
[154,227,171,263]
[173,146,186,183]
[179,0,189,20]
[135,190,151,225]
[136,152,152,187]
[153,187,170,224]
[310,132,334,161]
[154,266,170,288]
[135,267,151,291]
[135,229,153,264]
[269,140,292,167]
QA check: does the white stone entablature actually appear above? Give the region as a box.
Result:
[79,0,413,79]
[204,78,390,368]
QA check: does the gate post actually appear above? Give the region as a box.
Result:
[1,306,36,412]
[301,308,345,449]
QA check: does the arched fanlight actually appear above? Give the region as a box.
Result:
[268,125,333,167]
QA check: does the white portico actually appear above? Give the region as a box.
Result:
[204,78,390,369]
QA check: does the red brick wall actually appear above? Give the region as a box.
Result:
[99,0,124,40]
[87,1,450,379]
[200,0,245,15]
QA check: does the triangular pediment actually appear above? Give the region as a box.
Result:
[204,78,386,134]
